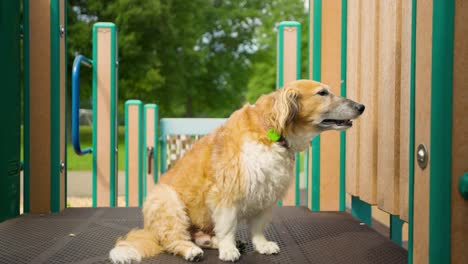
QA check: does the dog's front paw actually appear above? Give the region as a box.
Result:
[184,246,204,262]
[254,241,280,255]
[219,245,240,262]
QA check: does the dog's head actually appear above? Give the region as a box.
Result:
[267,80,364,151]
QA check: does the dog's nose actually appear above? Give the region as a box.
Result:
[355,104,365,114]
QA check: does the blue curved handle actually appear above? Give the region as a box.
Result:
[72,55,93,155]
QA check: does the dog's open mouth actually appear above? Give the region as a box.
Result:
[319,119,353,128]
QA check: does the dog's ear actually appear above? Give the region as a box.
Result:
[270,86,300,135]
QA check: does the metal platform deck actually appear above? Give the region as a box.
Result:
[0,206,407,264]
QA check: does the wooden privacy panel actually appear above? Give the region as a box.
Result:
[451,0,468,262]
[345,0,411,218]
[125,102,143,207]
[399,0,412,222]
[345,0,361,197]
[357,0,379,204]
[376,0,401,215]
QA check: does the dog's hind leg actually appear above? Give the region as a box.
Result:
[143,184,204,262]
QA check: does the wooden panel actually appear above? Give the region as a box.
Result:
[145,108,155,193]
[59,0,66,210]
[451,1,468,262]
[345,0,361,196]
[319,0,341,211]
[127,106,140,207]
[357,0,379,204]
[96,28,112,207]
[376,0,401,215]
[399,0,412,222]
[281,26,299,206]
[413,0,433,262]
[29,0,51,213]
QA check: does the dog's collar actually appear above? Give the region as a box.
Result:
[267,128,289,148]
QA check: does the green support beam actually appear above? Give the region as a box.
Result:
[0,0,21,222]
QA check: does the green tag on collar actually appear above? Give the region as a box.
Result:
[267,128,281,142]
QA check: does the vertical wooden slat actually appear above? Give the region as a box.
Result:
[281,25,299,206]
[319,0,342,211]
[413,0,433,262]
[96,28,112,207]
[376,0,401,215]
[357,0,379,204]
[451,0,468,262]
[399,0,413,222]
[345,0,361,197]
[29,0,51,213]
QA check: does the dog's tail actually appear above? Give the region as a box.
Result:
[109,228,163,264]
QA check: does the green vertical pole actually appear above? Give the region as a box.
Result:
[429,0,454,263]
[125,100,144,207]
[311,0,322,212]
[92,23,117,207]
[154,105,159,183]
[0,0,21,222]
[276,21,301,206]
[408,0,417,262]
[23,0,31,214]
[143,104,158,198]
[339,0,348,212]
[50,0,61,213]
[390,215,404,246]
[351,196,372,226]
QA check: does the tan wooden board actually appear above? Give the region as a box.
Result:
[281,26,299,206]
[60,0,66,211]
[29,0,51,213]
[96,28,112,207]
[451,1,468,262]
[345,0,361,197]
[413,0,433,262]
[127,105,141,207]
[145,108,155,193]
[399,0,412,222]
[357,0,379,205]
[319,0,342,211]
[376,0,401,215]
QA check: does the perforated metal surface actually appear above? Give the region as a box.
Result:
[0,207,407,264]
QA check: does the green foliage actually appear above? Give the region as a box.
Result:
[68,0,307,118]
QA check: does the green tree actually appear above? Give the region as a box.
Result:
[67,0,307,118]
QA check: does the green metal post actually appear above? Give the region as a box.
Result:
[390,215,404,246]
[23,0,30,214]
[311,0,322,212]
[408,0,417,262]
[92,23,118,207]
[276,21,301,206]
[339,0,348,212]
[351,196,372,226]
[429,0,454,262]
[0,0,21,222]
[125,100,144,207]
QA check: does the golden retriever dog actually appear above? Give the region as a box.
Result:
[109,80,365,263]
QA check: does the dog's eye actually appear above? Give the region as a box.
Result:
[317,90,329,96]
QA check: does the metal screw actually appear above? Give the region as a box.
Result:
[416,144,428,170]
[60,24,65,38]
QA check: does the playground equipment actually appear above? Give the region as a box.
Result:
[0,0,467,263]
[72,23,118,207]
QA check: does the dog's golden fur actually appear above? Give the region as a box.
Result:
[110,80,364,263]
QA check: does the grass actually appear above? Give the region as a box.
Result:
[67,126,126,171]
